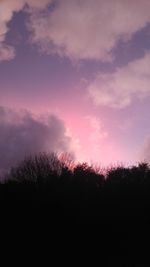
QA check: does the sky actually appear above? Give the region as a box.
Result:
[1,0,150,172]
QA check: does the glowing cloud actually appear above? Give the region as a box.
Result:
[88,52,150,108]
[86,116,108,142]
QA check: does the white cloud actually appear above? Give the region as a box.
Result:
[88,52,150,108]
[0,106,74,173]
[0,0,52,62]
[0,44,15,61]
[28,0,150,61]
[1,0,150,62]
[26,0,51,9]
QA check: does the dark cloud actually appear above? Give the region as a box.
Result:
[0,106,73,174]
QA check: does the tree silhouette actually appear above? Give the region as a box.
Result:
[0,152,150,264]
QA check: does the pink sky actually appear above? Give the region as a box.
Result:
[0,0,150,171]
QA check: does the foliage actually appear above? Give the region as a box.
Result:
[1,154,150,222]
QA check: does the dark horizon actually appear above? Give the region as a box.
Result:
[1,152,150,265]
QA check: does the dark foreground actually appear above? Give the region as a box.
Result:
[0,154,150,266]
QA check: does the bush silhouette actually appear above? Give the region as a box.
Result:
[1,153,150,265]
[1,153,150,224]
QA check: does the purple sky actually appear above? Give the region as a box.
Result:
[1,0,150,171]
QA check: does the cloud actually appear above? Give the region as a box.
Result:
[26,0,51,9]
[0,44,15,61]
[1,0,150,62]
[28,0,150,61]
[0,106,74,173]
[0,0,23,61]
[88,52,150,108]
[86,116,108,141]
[0,0,52,62]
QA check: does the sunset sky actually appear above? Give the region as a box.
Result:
[1,0,150,172]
